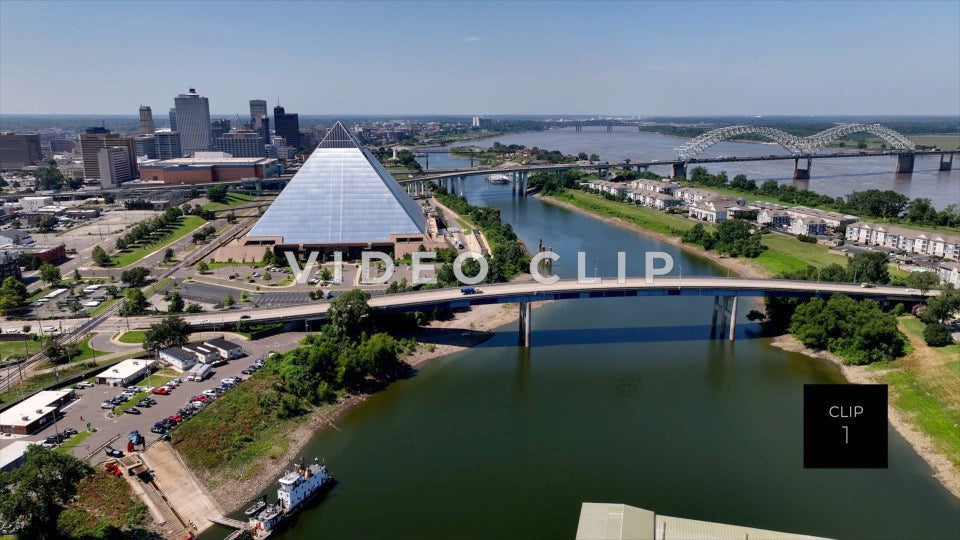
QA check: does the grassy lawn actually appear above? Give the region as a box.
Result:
[881,316,960,469]
[202,193,258,211]
[753,234,849,275]
[88,297,119,317]
[117,331,145,344]
[550,190,703,236]
[110,216,208,267]
[144,277,173,297]
[203,260,268,270]
[0,339,40,360]
[57,430,92,453]
[72,335,109,362]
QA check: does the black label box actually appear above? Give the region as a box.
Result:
[804,384,887,468]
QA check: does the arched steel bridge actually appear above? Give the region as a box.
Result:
[674,123,917,161]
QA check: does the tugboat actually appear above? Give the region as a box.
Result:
[246,459,333,538]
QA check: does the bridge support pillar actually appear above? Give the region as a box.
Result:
[728,297,738,342]
[470,156,475,168]
[424,154,429,170]
[711,296,721,335]
[895,152,915,174]
[606,124,613,132]
[671,163,686,179]
[518,301,532,347]
[940,153,954,171]
[792,158,811,180]
[575,124,582,133]
[255,179,263,197]
[940,154,953,171]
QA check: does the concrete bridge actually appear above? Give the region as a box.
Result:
[123,278,932,347]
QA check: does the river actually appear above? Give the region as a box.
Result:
[205,172,960,539]
[419,127,960,208]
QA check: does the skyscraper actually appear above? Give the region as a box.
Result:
[173,88,211,155]
[250,99,267,130]
[79,128,137,180]
[97,147,133,187]
[138,105,155,135]
[257,115,270,145]
[135,134,157,159]
[154,130,182,160]
[0,132,42,170]
[273,105,300,149]
[168,108,177,131]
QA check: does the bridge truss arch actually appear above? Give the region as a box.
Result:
[674,123,917,160]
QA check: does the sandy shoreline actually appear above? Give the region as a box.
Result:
[205,300,531,514]
[770,335,960,499]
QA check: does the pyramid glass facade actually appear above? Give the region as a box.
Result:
[248,122,426,245]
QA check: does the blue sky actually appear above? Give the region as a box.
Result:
[1,0,958,115]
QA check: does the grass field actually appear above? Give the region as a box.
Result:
[0,339,40,360]
[111,216,207,267]
[884,316,960,469]
[57,430,92,453]
[202,193,258,211]
[552,190,702,236]
[117,331,145,344]
[70,335,109,363]
[753,234,849,275]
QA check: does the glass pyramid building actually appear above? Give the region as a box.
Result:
[247,121,426,246]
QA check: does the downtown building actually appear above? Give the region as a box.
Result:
[216,131,266,158]
[0,132,42,170]
[154,130,183,159]
[273,105,300,148]
[250,99,268,130]
[138,152,278,184]
[138,105,155,134]
[173,88,212,155]
[78,128,137,180]
[98,146,133,187]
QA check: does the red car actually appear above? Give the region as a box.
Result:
[152,387,170,395]
[167,415,183,423]
[190,395,209,403]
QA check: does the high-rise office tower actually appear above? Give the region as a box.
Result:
[273,105,300,149]
[0,132,42,170]
[154,130,183,160]
[168,108,177,131]
[138,105,155,135]
[258,115,270,145]
[79,128,137,180]
[97,147,133,187]
[173,88,211,155]
[135,134,157,159]
[250,99,268,130]
[216,131,266,158]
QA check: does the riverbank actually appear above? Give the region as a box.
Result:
[203,298,535,514]
[537,193,770,279]
[771,334,960,499]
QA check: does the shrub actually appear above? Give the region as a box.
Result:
[922,322,954,347]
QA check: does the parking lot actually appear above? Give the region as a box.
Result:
[0,332,306,461]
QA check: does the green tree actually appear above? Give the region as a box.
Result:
[905,271,939,295]
[918,285,960,324]
[327,289,372,341]
[922,322,954,347]
[36,215,57,233]
[589,153,600,162]
[167,291,184,313]
[163,248,174,263]
[223,293,235,308]
[847,252,890,284]
[33,162,66,191]
[0,276,28,315]
[196,260,209,274]
[0,445,91,539]
[38,263,61,287]
[207,184,228,203]
[91,245,111,266]
[120,266,150,287]
[143,316,191,351]
[120,288,148,315]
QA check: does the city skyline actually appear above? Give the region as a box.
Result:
[1,0,958,116]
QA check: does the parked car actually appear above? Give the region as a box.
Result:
[105,446,123,458]
[150,426,167,434]
[62,427,78,436]
[101,401,115,409]
[167,415,183,424]
[136,398,155,407]
[152,387,170,395]
[76,381,94,388]
[201,389,218,398]
[124,407,141,415]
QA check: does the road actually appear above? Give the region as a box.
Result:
[108,277,932,329]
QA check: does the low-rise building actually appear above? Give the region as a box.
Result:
[0,440,34,470]
[0,229,34,247]
[94,358,155,386]
[937,262,960,287]
[138,153,279,184]
[789,216,827,236]
[688,197,744,223]
[203,337,245,360]
[785,206,857,231]
[585,180,629,197]
[182,343,221,364]
[673,187,718,205]
[159,347,198,372]
[757,208,791,229]
[627,189,682,210]
[846,222,960,261]
[19,196,53,212]
[629,179,676,194]
[0,389,75,435]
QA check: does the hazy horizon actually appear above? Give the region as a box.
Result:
[2,1,958,116]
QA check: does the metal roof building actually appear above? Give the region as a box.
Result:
[246,121,426,247]
[575,503,832,540]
